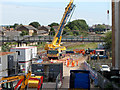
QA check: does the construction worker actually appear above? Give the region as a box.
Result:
[67,59,69,67]
[71,60,75,67]
[76,60,78,66]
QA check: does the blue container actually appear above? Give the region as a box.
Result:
[70,70,90,89]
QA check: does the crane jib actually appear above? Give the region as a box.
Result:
[56,4,75,39]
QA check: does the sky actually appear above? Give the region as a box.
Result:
[0,0,112,26]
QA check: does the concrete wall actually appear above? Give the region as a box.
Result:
[114,1,120,69]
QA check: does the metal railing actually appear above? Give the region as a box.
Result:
[0,36,104,42]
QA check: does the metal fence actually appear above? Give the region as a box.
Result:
[55,72,63,90]
[84,61,119,89]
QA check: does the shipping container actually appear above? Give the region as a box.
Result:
[0,52,18,76]
[70,70,90,89]
[10,46,37,61]
[32,62,63,82]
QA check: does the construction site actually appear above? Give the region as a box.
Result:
[0,0,120,90]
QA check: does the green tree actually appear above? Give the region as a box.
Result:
[103,31,112,49]
[13,23,19,28]
[2,43,11,52]
[94,25,106,32]
[29,22,41,28]
[49,27,55,36]
[48,22,59,27]
[66,31,73,35]
[64,26,71,30]
[20,31,29,36]
[65,19,88,31]
[73,31,79,36]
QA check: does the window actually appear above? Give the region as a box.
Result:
[16,51,20,55]
[0,57,1,64]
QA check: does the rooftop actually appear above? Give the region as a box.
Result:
[11,46,37,49]
[16,25,38,31]
[0,52,15,56]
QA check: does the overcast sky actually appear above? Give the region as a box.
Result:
[0,0,112,26]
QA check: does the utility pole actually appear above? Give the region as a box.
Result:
[112,0,115,68]
[112,0,120,70]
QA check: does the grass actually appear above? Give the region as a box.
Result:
[29,42,46,49]
[67,42,98,50]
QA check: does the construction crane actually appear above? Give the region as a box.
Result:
[0,71,31,90]
[45,0,76,59]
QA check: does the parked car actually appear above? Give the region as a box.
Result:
[100,65,110,72]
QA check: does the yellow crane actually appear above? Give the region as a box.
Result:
[0,71,31,90]
[45,0,75,59]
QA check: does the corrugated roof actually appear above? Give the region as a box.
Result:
[0,52,15,56]
[16,25,38,31]
[23,25,38,31]
[38,26,50,30]
[37,30,48,34]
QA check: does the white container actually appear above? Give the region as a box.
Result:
[0,55,7,71]
[10,46,37,62]
[0,52,17,71]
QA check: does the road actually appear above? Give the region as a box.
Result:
[61,56,87,88]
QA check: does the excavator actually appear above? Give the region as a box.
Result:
[45,0,76,59]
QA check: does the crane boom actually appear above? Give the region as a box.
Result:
[52,0,75,46]
[45,0,75,59]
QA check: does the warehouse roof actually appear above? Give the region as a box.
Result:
[0,52,15,56]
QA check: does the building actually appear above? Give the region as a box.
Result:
[10,46,37,73]
[38,26,50,35]
[4,31,22,37]
[0,42,2,51]
[0,52,18,79]
[16,25,38,36]
[0,26,6,36]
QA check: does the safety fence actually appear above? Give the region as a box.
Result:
[55,73,63,90]
[84,61,119,89]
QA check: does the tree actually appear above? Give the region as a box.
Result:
[49,27,55,36]
[29,22,40,28]
[103,31,112,49]
[48,22,59,27]
[20,31,29,36]
[73,31,79,36]
[2,43,11,52]
[65,19,88,31]
[13,23,19,28]
[94,25,106,32]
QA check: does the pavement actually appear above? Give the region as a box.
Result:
[61,56,87,89]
